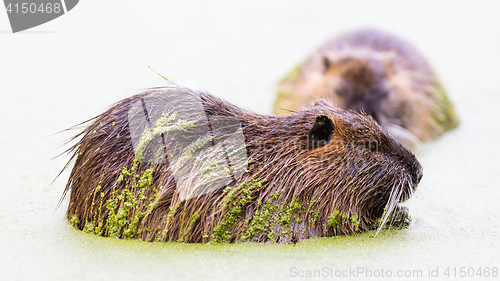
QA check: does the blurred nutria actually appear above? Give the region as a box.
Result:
[275,28,459,149]
[62,86,422,244]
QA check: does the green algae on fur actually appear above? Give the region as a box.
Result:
[375,207,411,229]
[239,193,313,243]
[179,135,213,162]
[138,169,154,188]
[74,171,374,243]
[208,180,329,244]
[430,79,460,131]
[69,214,80,227]
[350,213,360,232]
[274,62,304,115]
[327,210,345,229]
[210,179,263,244]
[178,213,200,242]
[134,112,199,162]
[78,158,158,239]
[279,61,304,83]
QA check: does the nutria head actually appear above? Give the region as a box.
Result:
[276,29,459,149]
[250,98,423,237]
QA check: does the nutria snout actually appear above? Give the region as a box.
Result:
[62,87,422,243]
[276,28,459,149]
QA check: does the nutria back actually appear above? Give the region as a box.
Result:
[276,28,459,148]
[63,87,422,243]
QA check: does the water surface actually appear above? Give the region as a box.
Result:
[0,1,499,280]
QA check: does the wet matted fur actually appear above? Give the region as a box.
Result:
[62,87,423,244]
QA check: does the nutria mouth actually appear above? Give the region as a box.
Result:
[369,159,422,233]
[62,87,422,243]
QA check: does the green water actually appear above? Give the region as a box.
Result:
[1,0,499,280]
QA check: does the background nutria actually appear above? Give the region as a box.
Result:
[62,87,422,243]
[275,28,459,149]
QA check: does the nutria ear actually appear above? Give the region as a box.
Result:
[308,115,334,149]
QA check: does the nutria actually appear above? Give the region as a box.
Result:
[275,28,459,149]
[62,86,422,244]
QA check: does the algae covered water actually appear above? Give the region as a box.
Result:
[0,0,499,280]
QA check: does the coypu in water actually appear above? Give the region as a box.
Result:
[275,28,459,149]
[62,86,422,243]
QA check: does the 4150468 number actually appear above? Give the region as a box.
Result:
[5,2,62,14]
[444,267,498,278]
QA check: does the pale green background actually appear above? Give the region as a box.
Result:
[0,1,498,280]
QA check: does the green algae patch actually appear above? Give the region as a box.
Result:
[376,207,411,229]
[279,61,304,83]
[138,169,154,188]
[69,214,80,227]
[239,192,317,243]
[178,213,200,242]
[350,213,360,232]
[157,202,181,241]
[134,111,199,162]
[430,79,460,131]
[274,61,305,114]
[308,210,320,226]
[240,197,279,242]
[81,158,159,240]
[327,210,347,229]
[210,179,264,244]
[204,179,326,244]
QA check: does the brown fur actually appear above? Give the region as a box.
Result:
[276,28,459,148]
[62,87,422,243]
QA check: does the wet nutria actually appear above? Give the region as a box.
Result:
[62,86,422,244]
[275,28,459,149]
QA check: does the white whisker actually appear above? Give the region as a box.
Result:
[375,179,399,236]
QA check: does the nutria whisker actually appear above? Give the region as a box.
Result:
[375,180,400,235]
